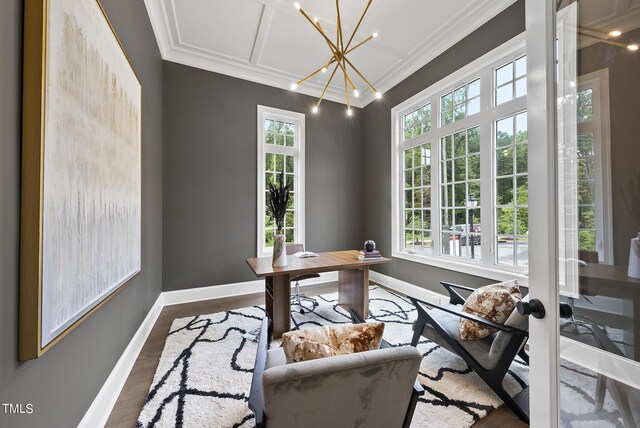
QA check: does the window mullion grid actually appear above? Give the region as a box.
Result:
[429,95,442,256]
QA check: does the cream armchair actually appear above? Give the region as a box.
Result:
[248,316,424,428]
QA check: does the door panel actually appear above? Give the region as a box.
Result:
[555,0,640,426]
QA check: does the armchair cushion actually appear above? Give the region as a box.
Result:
[459,280,521,341]
[281,322,385,363]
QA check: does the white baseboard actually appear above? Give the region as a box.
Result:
[78,294,164,428]
[162,272,339,307]
[369,270,448,305]
[80,271,339,427]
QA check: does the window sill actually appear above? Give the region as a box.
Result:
[391,250,529,286]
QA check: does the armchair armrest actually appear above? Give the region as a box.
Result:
[440,281,475,305]
[349,309,425,396]
[409,296,528,337]
[248,317,269,428]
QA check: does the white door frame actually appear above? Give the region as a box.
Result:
[526,0,560,426]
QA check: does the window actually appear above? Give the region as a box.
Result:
[440,79,480,126]
[495,55,527,105]
[495,112,528,268]
[403,143,433,254]
[257,106,305,257]
[575,71,613,263]
[440,127,481,259]
[392,35,528,280]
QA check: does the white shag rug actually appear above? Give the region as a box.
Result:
[137,286,530,428]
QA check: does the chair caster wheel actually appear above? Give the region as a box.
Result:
[313,302,319,307]
[300,309,305,314]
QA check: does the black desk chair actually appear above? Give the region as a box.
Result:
[286,244,319,313]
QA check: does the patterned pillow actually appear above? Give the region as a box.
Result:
[281,322,385,364]
[459,280,521,341]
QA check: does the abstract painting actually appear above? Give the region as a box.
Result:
[20,0,141,359]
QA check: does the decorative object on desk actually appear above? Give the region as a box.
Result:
[629,233,640,279]
[360,243,381,261]
[364,240,376,252]
[293,251,318,258]
[266,174,292,267]
[19,0,141,360]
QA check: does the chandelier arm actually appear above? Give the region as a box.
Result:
[298,8,340,53]
[316,63,341,108]
[296,58,337,86]
[336,0,344,51]
[577,31,630,48]
[578,24,615,36]
[343,56,377,93]
[316,22,356,90]
[344,0,372,51]
[344,67,351,108]
[345,35,374,56]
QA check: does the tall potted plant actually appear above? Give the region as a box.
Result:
[267,174,292,267]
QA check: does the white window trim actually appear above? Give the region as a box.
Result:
[391,33,529,284]
[257,105,305,257]
[577,69,613,264]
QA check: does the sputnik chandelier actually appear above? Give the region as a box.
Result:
[577,25,638,51]
[290,1,382,115]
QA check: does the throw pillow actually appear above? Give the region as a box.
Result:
[281,321,385,363]
[459,280,521,341]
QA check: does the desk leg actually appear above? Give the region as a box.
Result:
[338,266,369,319]
[265,275,291,339]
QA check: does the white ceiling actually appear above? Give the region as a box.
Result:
[144,0,517,108]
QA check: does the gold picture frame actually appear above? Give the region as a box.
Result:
[20,0,142,360]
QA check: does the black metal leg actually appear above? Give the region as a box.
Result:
[517,348,529,365]
[494,385,529,423]
[402,387,421,428]
[411,320,424,347]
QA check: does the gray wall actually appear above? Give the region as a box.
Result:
[361,1,526,294]
[0,0,163,426]
[162,62,364,291]
[578,26,640,266]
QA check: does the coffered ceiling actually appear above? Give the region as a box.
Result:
[144,0,517,108]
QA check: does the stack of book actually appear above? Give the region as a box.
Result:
[358,250,382,261]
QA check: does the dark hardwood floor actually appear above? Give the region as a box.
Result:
[105,282,527,428]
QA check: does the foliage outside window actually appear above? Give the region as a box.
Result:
[495,112,528,268]
[392,37,528,278]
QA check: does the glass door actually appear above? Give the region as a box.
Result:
[527,0,640,426]
[555,0,640,426]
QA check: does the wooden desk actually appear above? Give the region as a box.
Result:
[578,263,640,361]
[246,250,390,338]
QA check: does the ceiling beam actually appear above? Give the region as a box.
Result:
[251,2,275,65]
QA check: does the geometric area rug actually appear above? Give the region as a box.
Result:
[136,286,529,428]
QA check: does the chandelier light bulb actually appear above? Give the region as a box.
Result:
[312,106,318,113]
[321,67,327,73]
[290,83,298,90]
[353,89,360,97]
[375,91,382,99]
[628,44,639,51]
[372,32,379,38]
[313,17,319,23]
[609,30,622,37]
[347,108,353,116]
[294,2,301,10]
